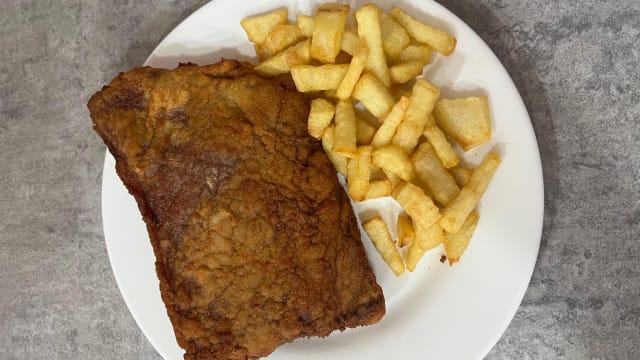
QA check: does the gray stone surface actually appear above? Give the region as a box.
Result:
[0,0,638,359]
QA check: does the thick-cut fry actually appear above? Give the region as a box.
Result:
[392,181,440,230]
[356,116,377,145]
[255,39,310,77]
[371,96,409,148]
[321,125,348,176]
[440,152,501,233]
[423,115,459,168]
[308,98,336,139]
[444,211,479,265]
[449,165,473,187]
[433,96,492,151]
[363,217,405,276]
[347,146,372,201]
[411,142,460,206]
[355,5,391,87]
[390,61,425,84]
[406,222,445,271]
[352,72,396,118]
[379,10,410,60]
[311,4,350,63]
[390,7,456,56]
[392,79,440,152]
[297,14,314,36]
[336,42,369,99]
[332,100,358,157]
[262,24,306,59]
[372,145,414,181]
[395,44,431,65]
[397,214,415,247]
[365,179,392,199]
[241,9,288,44]
[340,27,359,55]
[290,64,348,92]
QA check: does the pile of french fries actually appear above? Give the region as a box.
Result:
[241,4,501,275]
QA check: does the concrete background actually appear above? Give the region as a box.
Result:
[1,0,638,359]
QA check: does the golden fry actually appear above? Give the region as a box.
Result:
[371,96,409,148]
[372,145,414,181]
[394,44,431,65]
[392,181,440,230]
[356,116,377,145]
[311,4,350,63]
[307,98,335,139]
[406,222,445,271]
[355,5,391,87]
[241,9,288,44]
[290,64,348,92]
[444,211,479,265]
[347,146,372,201]
[297,14,314,37]
[422,115,459,168]
[390,7,456,56]
[262,24,305,59]
[363,217,405,276]
[397,214,415,248]
[392,79,440,152]
[340,27,360,55]
[321,125,348,176]
[390,61,425,84]
[379,10,410,60]
[332,99,358,157]
[449,165,473,187]
[433,96,492,151]
[365,179,392,200]
[336,42,369,99]
[352,72,396,118]
[411,142,460,206]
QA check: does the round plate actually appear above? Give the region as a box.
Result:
[101,1,543,359]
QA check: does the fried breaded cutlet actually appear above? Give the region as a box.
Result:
[88,59,385,359]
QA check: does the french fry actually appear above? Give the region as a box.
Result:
[433,96,492,151]
[262,24,306,59]
[321,125,348,176]
[411,142,460,206]
[390,7,456,56]
[371,96,409,148]
[347,146,372,201]
[290,64,348,92]
[355,5,391,87]
[379,10,410,60]
[444,211,479,265]
[372,145,414,181]
[332,99,358,157]
[422,115,459,168]
[335,42,369,99]
[406,222,445,271]
[241,9,288,44]
[352,72,396,118]
[340,27,360,55]
[369,166,387,180]
[356,116,377,145]
[311,4,350,63]
[390,61,425,84]
[394,44,431,65]
[392,181,440,230]
[440,152,501,233]
[287,38,312,65]
[365,179,392,199]
[308,98,335,139]
[392,79,440,152]
[297,14,314,37]
[397,214,415,247]
[363,217,405,276]
[255,39,310,77]
[449,165,473,187]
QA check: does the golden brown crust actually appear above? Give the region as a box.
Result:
[88,59,385,360]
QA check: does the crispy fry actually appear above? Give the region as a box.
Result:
[392,181,440,230]
[422,115,459,168]
[392,79,440,152]
[394,44,431,65]
[321,125,348,176]
[255,39,310,77]
[363,217,405,276]
[379,10,410,60]
[406,222,445,271]
[411,142,460,206]
[311,4,350,63]
[390,61,425,84]
[241,9,288,44]
[308,98,336,139]
[371,96,409,148]
[356,116,377,145]
[347,146,372,201]
[372,145,414,181]
[449,165,473,187]
[440,152,501,233]
[444,211,479,265]
[340,27,360,55]
[355,5,391,87]
[262,24,306,59]
[336,42,369,99]
[290,64,348,92]
[352,72,396,118]
[297,14,314,37]
[332,99,358,157]
[365,179,392,200]
[390,7,456,56]
[397,214,415,247]
[433,96,492,151]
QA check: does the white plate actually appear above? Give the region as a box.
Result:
[101,1,543,359]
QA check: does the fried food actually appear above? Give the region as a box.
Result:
[88,60,384,360]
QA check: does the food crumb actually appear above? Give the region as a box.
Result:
[440,255,447,263]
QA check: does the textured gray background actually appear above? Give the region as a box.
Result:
[1,0,638,359]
